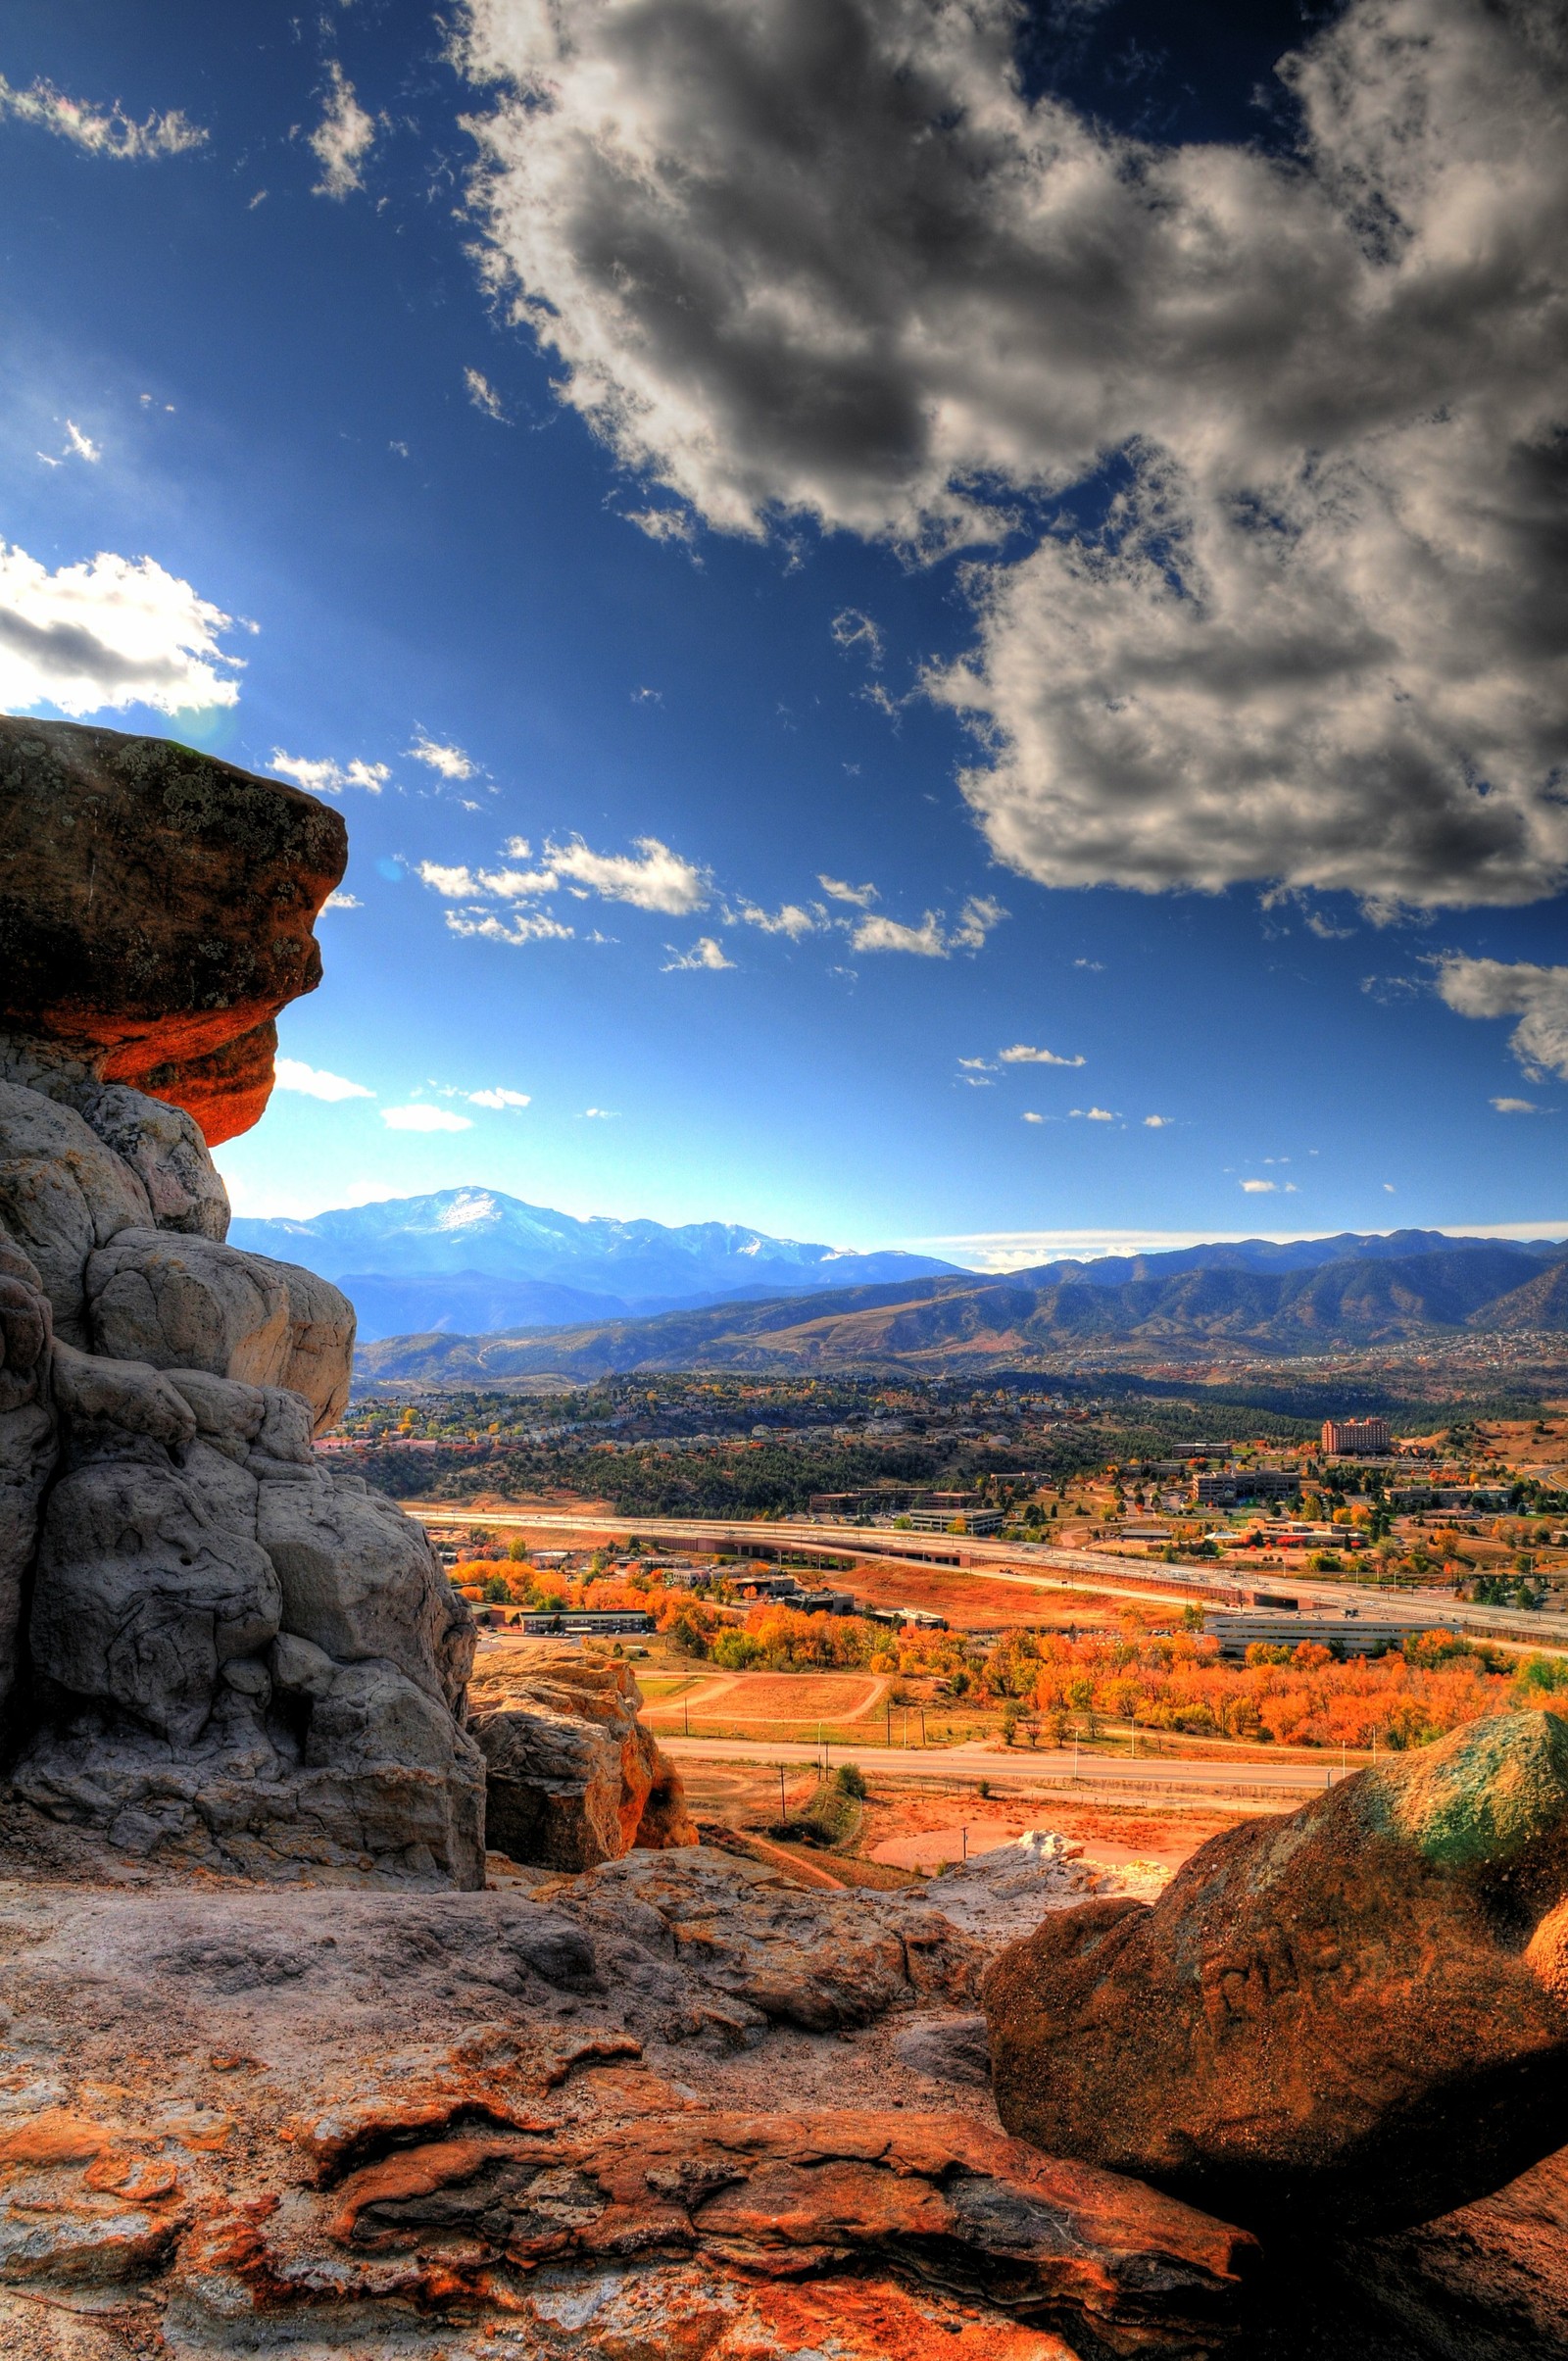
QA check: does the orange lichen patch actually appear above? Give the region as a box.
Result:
[570,2067,699,2116]
[83,2156,181,2202]
[726,2275,1083,2361]
[0,2111,148,2170]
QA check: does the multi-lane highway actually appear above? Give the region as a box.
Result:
[414,1501,1568,1653]
[652,1730,1342,1799]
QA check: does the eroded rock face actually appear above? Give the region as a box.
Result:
[0,717,346,1145]
[0,723,482,1886]
[984,1711,1568,2238]
[468,1643,697,1869]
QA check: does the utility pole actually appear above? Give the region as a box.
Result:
[778,1765,786,1818]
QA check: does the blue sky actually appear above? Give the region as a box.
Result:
[2,0,1565,1263]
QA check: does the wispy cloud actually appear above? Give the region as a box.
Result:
[830,608,884,664]
[442,909,574,946]
[582,1106,619,1118]
[381,1104,473,1133]
[407,732,476,780]
[1492,1096,1538,1114]
[273,1058,373,1103]
[62,421,100,464]
[999,1043,1085,1067]
[731,899,817,938]
[270,750,388,796]
[663,935,735,971]
[950,895,1007,951]
[465,368,506,420]
[466,1086,531,1108]
[552,835,710,912]
[321,891,362,910]
[0,74,206,159]
[310,62,375,199]
[818,875,878,909]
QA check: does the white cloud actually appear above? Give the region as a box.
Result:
[466,1086,531,1108]
[64,421,100,464]
[818,875,878,909]
[732,900,816,938]
[582,1106,618,1119]
[0,74,206,159]
[999,1044,1085,1068]
[417,860,479,898]
[831,609,884,664]
[270,751,388,796]
[0,540,239,715]
[548,834,710,912]
[958,1058,996,1072]
[381,1105,473,1133]
[273,1058,374,1104]
[663,935,735,970]
[852,911,946,958]
[1021,1111,1044,1124]
[950,895,1007,952]
[443,909,574,945]
[1437,957,1568,1082]
[1073,1107,1117,1122]
[1143,1114,1170,1128]
[459,0,1568,910]
[407,732,476,779]
[465,368,506,420]
[1493,1096,1538,1113]
[321,891,363,910]
[310,62,375,199]
[1241,1178,1278,1194]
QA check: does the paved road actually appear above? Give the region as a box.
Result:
[658,1733,1340,1797]
[413,1502,1568,1651]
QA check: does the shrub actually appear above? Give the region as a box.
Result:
[834,1762,867,1797]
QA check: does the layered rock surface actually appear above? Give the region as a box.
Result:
[0,723,482,1887]
[467,1643,696,1869]
[0,1852,1256,2361]
[983,1710,1568,2238]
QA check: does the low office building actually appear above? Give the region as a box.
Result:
[1205,1609,1427,1658]
[905,1505,1005,1534]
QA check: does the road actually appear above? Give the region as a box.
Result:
[656,1732,1342,1798]
[411,1501,1568,1651]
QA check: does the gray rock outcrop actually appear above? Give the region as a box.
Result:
[0,725,482,1886]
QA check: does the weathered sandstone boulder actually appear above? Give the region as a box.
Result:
[0,721,482,1886]
[468,1642,697,1868]
[0,716,346,1143]
[984,1710,1568,2238]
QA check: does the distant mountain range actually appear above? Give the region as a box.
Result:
[351,1228,1568,1384]
[229,1188,964,1339]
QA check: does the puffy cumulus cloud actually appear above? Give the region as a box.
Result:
[852,910,947,958]
[443,908,574,945]
[663,935,734,969]
[381,1104,473,1133]
[1143,1113,1170,1127]
[459,0,1568,910]
[549,833,710,911]
[310,62,375,198]
[731,899,818,938]
[0,74,206,158]
[270,751,388,795]
[0,541,239,714]
[466,1085,532,1108]
[321,891,362,910]
[1437,956,1568,1080]
[272,1058,373,1103]
[1000,1042,1084,1067]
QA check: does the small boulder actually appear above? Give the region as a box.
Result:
[984,1710,1568,2237]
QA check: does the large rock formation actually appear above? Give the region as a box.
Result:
[467,1642,697,1869]
[983,1711,1568,2238]
[0,723,483,1885]
[0,716,346,1143]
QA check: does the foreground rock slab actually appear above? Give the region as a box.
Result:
[0,1866,1254,2361]
[984,1710,1568,2238]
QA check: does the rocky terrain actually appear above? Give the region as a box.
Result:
[4,722,1568,2359]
